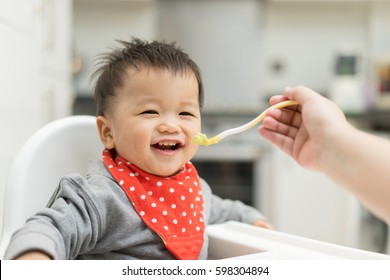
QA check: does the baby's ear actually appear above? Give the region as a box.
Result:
[96,116,115,149]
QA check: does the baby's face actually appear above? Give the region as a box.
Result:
[106,67,201,177]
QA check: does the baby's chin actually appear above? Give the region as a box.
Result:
[150,168,184,178]
[137,163,183,178]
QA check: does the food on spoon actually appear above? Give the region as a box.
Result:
[192,133,221,146]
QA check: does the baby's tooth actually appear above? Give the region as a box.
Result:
[158,141,177,146]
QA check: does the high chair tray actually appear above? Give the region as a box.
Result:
[207,221,390,259]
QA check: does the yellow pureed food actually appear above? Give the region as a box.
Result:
[192,133,221,146]
[192,100,299,146]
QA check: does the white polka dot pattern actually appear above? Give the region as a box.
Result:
[102,149,205,260]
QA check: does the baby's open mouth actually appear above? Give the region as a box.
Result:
[152,142,182,151]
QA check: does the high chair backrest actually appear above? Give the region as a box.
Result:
[0,115,103,258]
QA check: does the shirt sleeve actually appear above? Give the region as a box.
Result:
[200,178,268,226]
[4,175,102,260]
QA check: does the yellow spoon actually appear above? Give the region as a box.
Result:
[192,100,299,146]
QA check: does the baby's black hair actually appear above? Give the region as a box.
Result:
[91,38,204,116]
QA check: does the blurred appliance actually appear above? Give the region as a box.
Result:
[193,144,264,209]
[329,45,367,114]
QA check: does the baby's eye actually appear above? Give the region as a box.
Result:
[179,111,194,116]
[141,110,158,115]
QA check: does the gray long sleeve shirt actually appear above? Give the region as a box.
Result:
[5,160,266,260]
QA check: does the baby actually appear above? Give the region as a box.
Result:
[5,38,271,260]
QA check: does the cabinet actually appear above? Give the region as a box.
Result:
[262,145,388,253]
[0,0,72,235]
[262,146,358,247]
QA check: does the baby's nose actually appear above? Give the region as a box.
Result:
[157,121,181,134]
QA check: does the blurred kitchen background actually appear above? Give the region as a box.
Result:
[1,0,390,254]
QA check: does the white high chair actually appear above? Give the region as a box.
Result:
[0,115,103,258]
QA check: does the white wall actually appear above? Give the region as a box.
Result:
[369,1,390,56]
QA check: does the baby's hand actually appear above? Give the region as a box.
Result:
[253,220,273,230]
[16,250,51,260]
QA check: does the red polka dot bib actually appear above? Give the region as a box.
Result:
[102,149,205,260]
